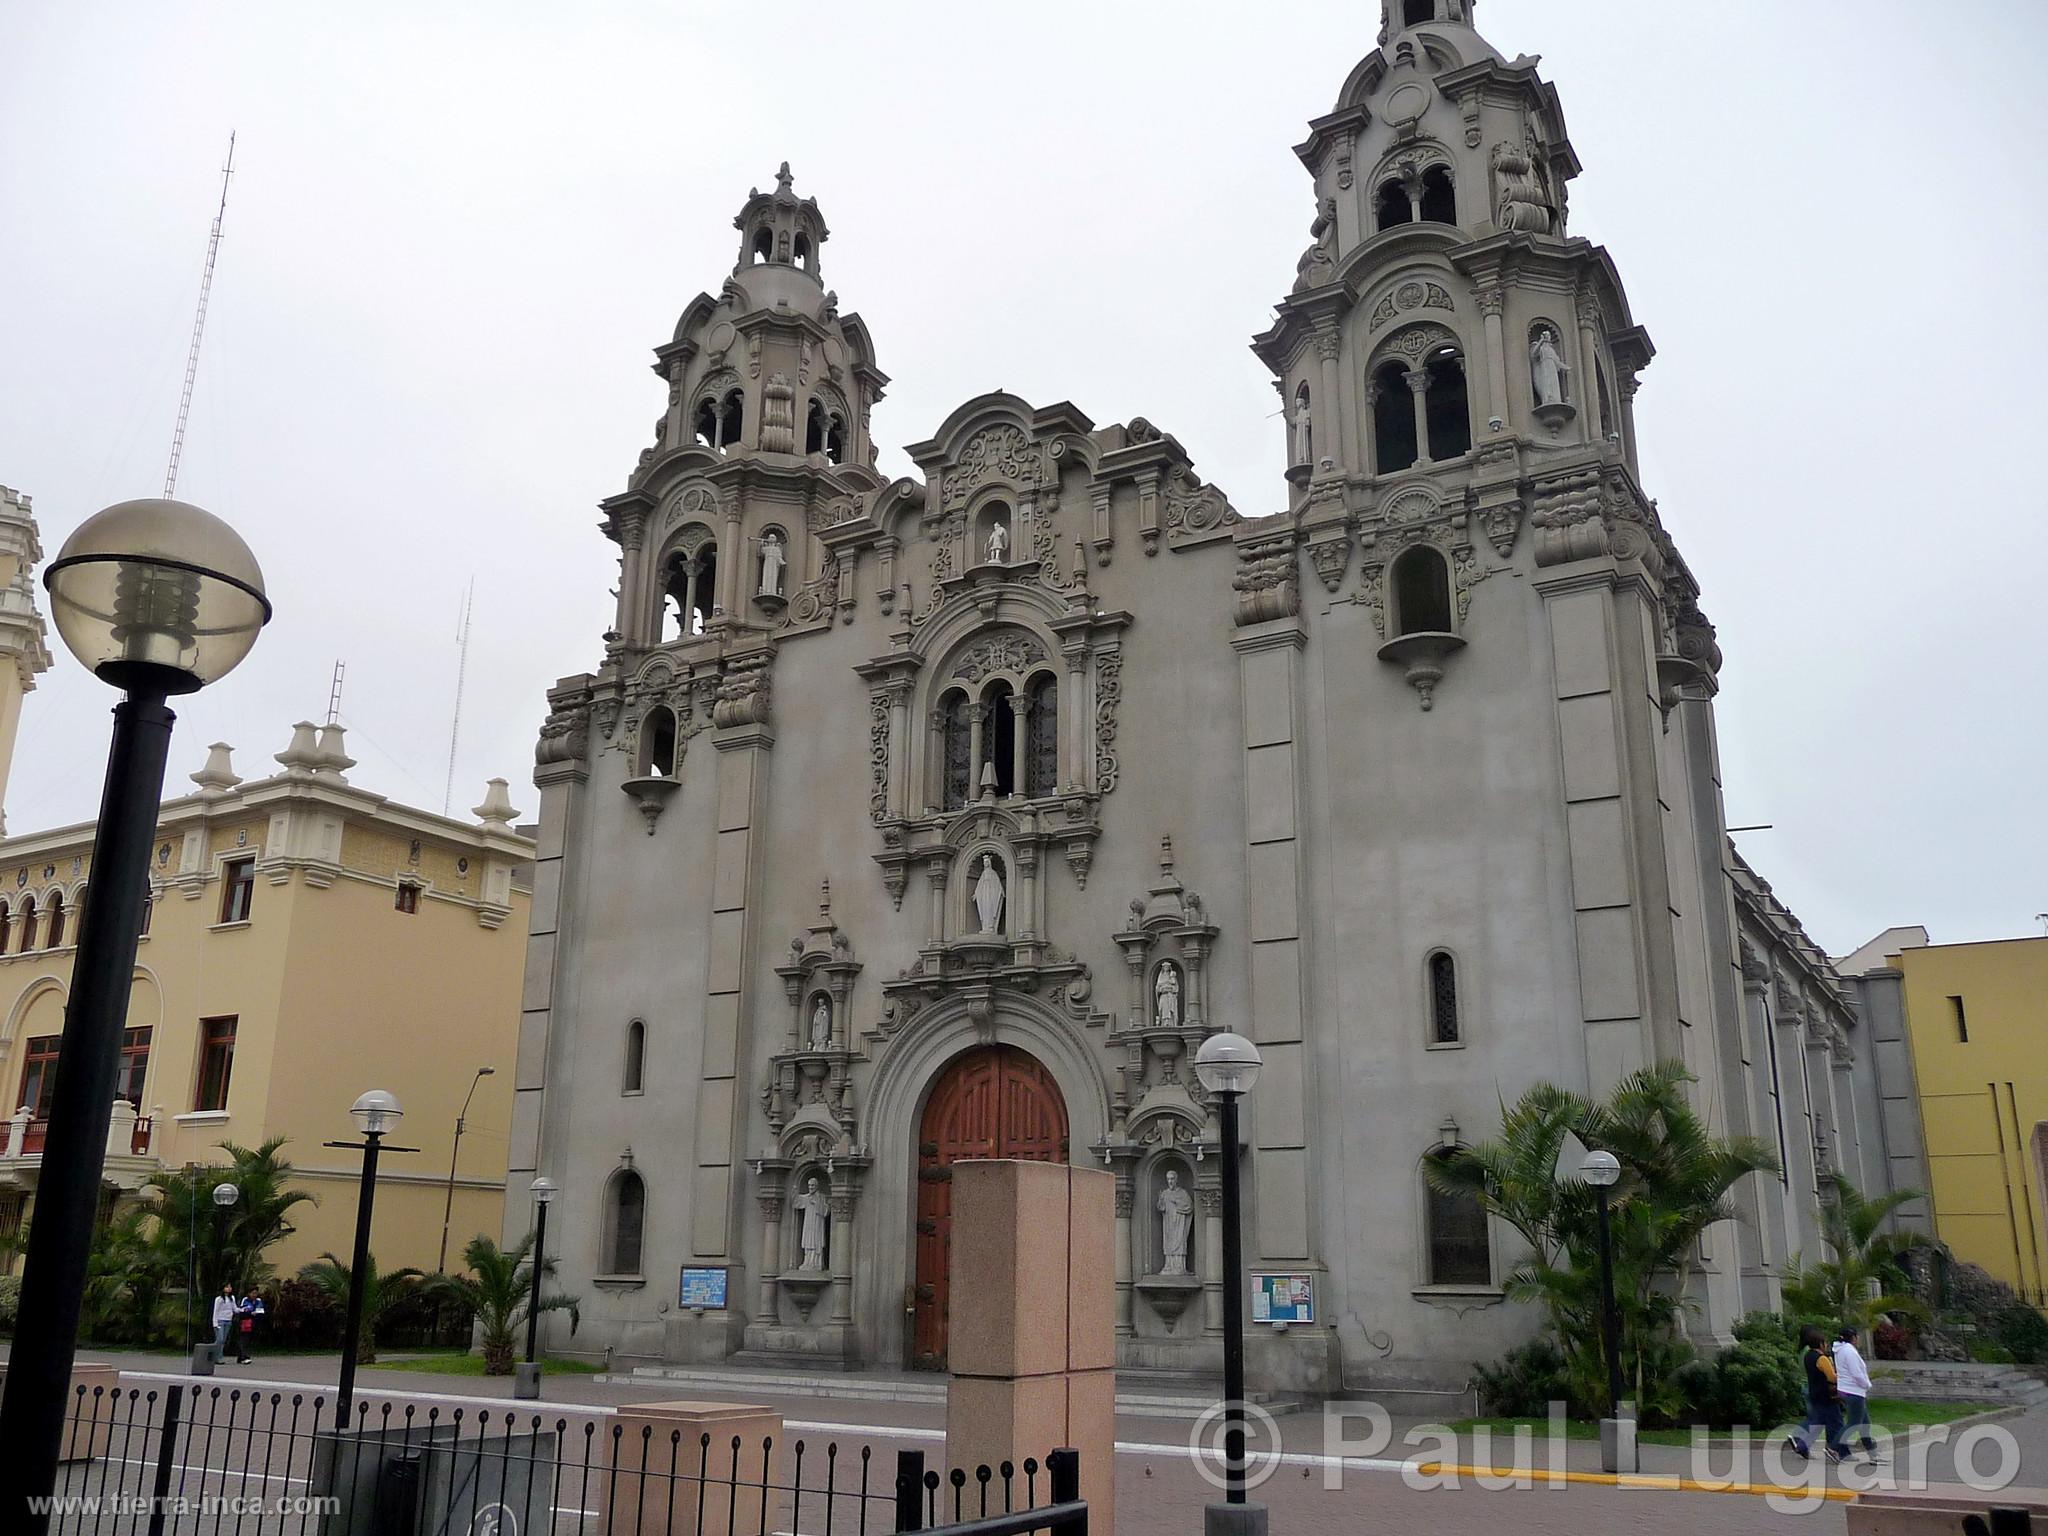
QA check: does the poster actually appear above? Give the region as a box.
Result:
[679,1266,729,1310]
[1251,1272,1314,1325]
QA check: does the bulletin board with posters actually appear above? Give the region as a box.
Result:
[1251,1272,1314,1325]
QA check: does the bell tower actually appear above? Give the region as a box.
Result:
[0,485,52,833]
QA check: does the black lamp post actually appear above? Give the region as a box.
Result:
[1581,1149,1624,1417]
[437,1066,494,1273]
[1194,1030,1263,1512]
[525,1177,557,1364]
[326,1090,414,1434]
[0,498,268,1531]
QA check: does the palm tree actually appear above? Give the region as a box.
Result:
[1783,1176,1930,1331]
[147,1138,317,1335]
[431,1233,581,1374]
[298,1252,424,1365]
[1433,1061,1780,1417]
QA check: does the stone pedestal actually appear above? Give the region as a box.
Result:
[0,1361,119,1461]
[512,1361,541,1400]
[945,1160,1115,1536]
[1598,1414,1637,1475]
[606,1400,781,1536]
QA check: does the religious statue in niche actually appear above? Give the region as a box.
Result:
[794,1176,830,1271]
[1154,963,1181,1030]
[1157,1169,1194,1277]
[972,853,1006,935]
[759,530,786,597]
[809,995,832,1051]
[1292,395,1314,466]
[1530,327,1570,408]
[986,520,1009,564]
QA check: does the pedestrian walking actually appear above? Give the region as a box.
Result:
[1786,1322,1849,1462]
[210,1284,239,1363]
[234,1293,265,1364]
[1833,1325,1880,1460]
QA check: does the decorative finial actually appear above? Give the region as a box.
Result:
[1160,834,1176,874]
[776,161,793,194]
[473,778,519,827]
[191,742,242,796]
[819,877,832,923]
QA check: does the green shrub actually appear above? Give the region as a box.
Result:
[0,1273,20,1332]
[1968,1338,2014,1364]
[1995,1305,2048,1366]
[1475,1336,1573,1418]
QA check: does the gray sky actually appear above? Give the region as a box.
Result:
[4,0,2044,957]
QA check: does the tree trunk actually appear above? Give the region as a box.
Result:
[483,1339,514,1375]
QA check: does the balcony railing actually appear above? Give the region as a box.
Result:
[4,1108,154,1160]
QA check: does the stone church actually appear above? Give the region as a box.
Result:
[508,0,1890,1397]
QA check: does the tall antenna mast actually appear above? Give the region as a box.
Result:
[165,131,237,498]
[325,659,346,726]
[443,578,475,815]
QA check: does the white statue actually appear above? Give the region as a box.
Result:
[1292,397,1313,465]
[1155,964,1181,1029]
[973,853,1005,934]
[1530,327,1570,408]
[986,520,1009,564]
[809,996,831,1051]
[1157,1170,1194,1277]
[794,1176,829,1271]
[759,530,786,597]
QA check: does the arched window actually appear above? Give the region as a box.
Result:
[1596,357,1616,441]
[1393,545,1454,635]
[793,232,812,271]
[751,227,773,264]
[805,399,828,456]
[0,900,10,951]
[16,896,35,953]
[984,680,1017,798]
[1423,346,1472,460]
[44,892,65,949]
[718,389,744,449]
[639,707,677,777]
[1427,950,1460,1044]
[1425,1149,1492,1285]
[693,399,720,448]
[604,1170,646,1275]
[1419,166,1456,225]
[1376,178,1411,233]
[939,690,972,811]
[1403,0,1435,24]
[623,1021,646,1094]
[664,545,717,640]
[1025,674,1060,798]
[1372,361,1419,474]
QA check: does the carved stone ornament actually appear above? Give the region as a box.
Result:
[1232,527,1301,627]
[1307,535,1351,593]
[535,691,591,767]
[952,631,1048,683]
[712,653,774,728]
[1161,465,1240,542]
[941,426,1035,513]
[1477,499,1522,557]
[1094,649,1123,794]
[869,694,890,824]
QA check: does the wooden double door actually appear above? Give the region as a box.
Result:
[910,1045,1068,1368]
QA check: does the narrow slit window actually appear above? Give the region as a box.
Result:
[1951,995,1969,1043]
[1428,952,1460,1044]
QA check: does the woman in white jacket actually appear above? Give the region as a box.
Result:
[210,1285,239,1360]
[1833,1326,1880,1460]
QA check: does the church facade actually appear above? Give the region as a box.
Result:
[507,0,1887,1397]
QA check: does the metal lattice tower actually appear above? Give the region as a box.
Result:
[164,132,236,498]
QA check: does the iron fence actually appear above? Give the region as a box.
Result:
[28,1379,1084,1536]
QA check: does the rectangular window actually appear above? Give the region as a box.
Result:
[1951,995,1969,1043]
[395,883,419,915]
[218,858,256,925]
[196,1016,237,1112]
[116,1027,152,1107]
[18,1035,60,1118]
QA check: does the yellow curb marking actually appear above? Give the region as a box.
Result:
[1413,1461,1857,1501]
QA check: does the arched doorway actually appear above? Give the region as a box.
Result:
[911,1044,1068,1368]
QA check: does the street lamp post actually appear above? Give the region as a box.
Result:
[1580,1148,1633,1474]
[211,1182,239,1352]
[327,1091,415,1434]
[1194,1031,1263,1529]
[437,1066,495,1273]
[0,498,268,1530]
[515,1177,557,1401]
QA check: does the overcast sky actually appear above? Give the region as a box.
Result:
[4,1,2044,957]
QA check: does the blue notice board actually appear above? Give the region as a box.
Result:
[679,1267,729,1310]
[1251,1272,1314,1325]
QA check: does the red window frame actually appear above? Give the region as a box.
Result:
[195,1016,236,1112]
[219,859,255,925]
[18,1035,60,1118]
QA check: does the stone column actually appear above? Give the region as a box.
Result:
[1741,950,1792,1286]
[1314,327,1344,471]
[926,862,951,948]
[1062,649,1088,792]
[829,1183,858,1327]
[926,708,947,811]
[1774,991,1823,1263]
[616,510,650,645]
[1406,369,1433,463]
[1114,1178,1136,1338]
[607,1402,783,1536]
[1477,288,1509,428]
[1576,300,1604,444]
[720,506,744,618]
[5,1108,27,1159]
[887,685,911,816]
[755,1169,787,1321]
[1197,1182,1225,1334]
[968,702,986,787]
[1008,694,1030,797]
[1014,841,1039,945]
[105,1098,137,1159]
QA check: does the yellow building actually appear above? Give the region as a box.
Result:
[1890,934,2048,1304]
[0,722,532,1279]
